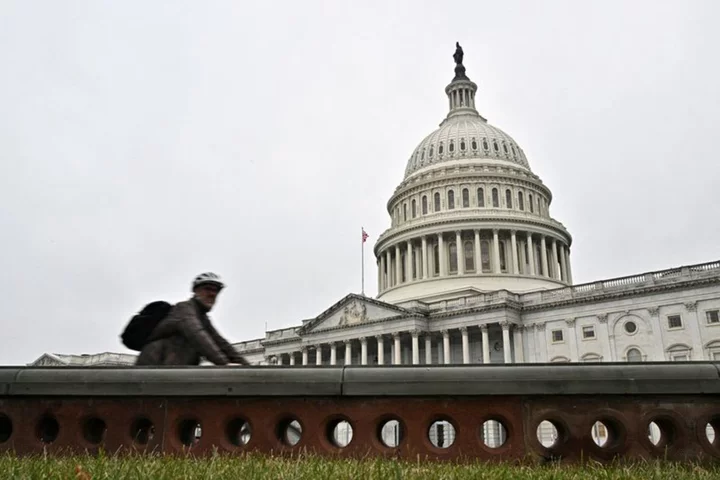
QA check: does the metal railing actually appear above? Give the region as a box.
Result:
[1,363,719,462]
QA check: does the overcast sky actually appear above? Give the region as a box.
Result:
[1,1,718,365]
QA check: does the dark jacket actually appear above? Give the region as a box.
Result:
[135,298,247,366]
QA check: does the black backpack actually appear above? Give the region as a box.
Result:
[120,301,173,351]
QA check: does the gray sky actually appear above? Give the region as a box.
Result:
[1,1,718,365]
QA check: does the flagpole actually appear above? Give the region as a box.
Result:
[361,226,365,296]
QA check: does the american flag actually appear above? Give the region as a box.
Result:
[362,228,369,243]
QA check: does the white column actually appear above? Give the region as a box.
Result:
[513,327,525,363]
[510,230,519,275]
[481,325,490,364]
[438,234,446,276]
[414,246,422,280]
[302,347,308,366]
[411,330,420,365]
[551,239,559,280]
[565,248,573,284]
[559,243,568,283]
[519,239,527,274]
[456,230,464,275]
[421,236,429,279]
[474,229,481,273]
[315,345,322,365]
[385,250,392,287]
[540,236,549,277]
[442,330,451,364]
[376,335,384,365]
[330,343,337,365]
[425,334,432,364]
[437,337,444,365]
[344,340,352,365]
[395,244,402,283]
[393,332,402,365]
[461,327,470,364]
[501,322,512,364]
[492,229,501,273]
[526,233,536,276]
[289,352,296,366]
[406,241,413,282]
[359,337,367,365]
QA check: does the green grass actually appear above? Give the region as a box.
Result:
[0,452,719,479]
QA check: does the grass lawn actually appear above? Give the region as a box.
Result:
[1,452,719,479]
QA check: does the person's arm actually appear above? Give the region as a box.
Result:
[173,302,230,365]
[204,321,249,365]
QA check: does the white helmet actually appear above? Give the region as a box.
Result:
[192,272,225,291]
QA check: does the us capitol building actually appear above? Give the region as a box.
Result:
[32,47,720,370]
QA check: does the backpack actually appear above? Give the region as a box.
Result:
[120,301,173,351]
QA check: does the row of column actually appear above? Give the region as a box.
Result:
[271,323,521,366]
[378,229,572,292]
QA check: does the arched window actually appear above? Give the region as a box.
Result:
[480,240,491,273]
[403,203,407,221]
[667,344,692,362]
[462,188,469,208]
[449,140,455,153]
[493,140,499,152]
[411,199,417,218]
[422,196,428,215]
[492,188,499,208]
[438,143,444,155]
[434,192,441,212]
[460,139,466,151]
[529,194,534,213]
[477,188,485,207]
[482,139,489,151]
[448,242,458,273]
[518,192,524,211]
[429,145,434,158]
[447,190,455,209]
[626,348,643,362]
[550,356,570,363]
[433,244,439,276]
[471,139,477,150]
[505,189,512,209]
[499,241,507,272]
[464,241,474,271]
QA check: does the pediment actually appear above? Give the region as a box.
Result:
[29,353,67,367]
[299,293,411,334]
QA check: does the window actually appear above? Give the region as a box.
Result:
[505,189,512,209]
[422,196,428,215]
[667,344,691,361]
[434,192,441,212]
[551,330,564,343]
[480,240,491,273]
[550,356,569,363]
[439,143,444,155]
[626,348,643,362]
[581,353,602,363]
[503,143,508,153]
[462,188,469,208]
[529,194,534,213]
[411,199,417,218]
[482,139,489,150]
[493,140,499,152]
[403,203,407,222]
[433,244,439,276]
[449,140,455,152]
[429,146,434,158]
[471,139,477,150]
[421,149,425,160]
[464,241,474,271]
[624,321,637,334]
[460,139,466,151]
[401,252,406,282]
[499,241,507,272]
[518,192,524,211]
[707,310,720,324]
[582,326,595,339]
[492,188,499,208]
[668,315,683,329]
[477,188,485,207]
[448,243,458,273]
[447,190,455,209]
[537,198,541,215]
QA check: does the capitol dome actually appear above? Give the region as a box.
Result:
[374,44,573,304]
